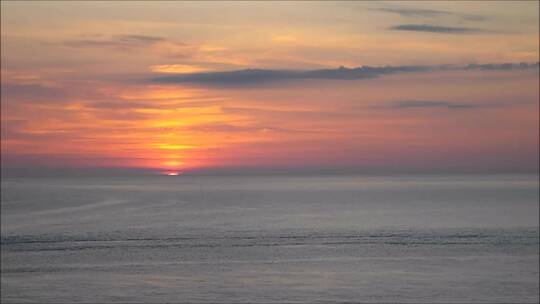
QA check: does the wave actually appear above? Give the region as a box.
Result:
[2,228,538,253]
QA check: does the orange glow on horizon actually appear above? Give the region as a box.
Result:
[2,70,538,172]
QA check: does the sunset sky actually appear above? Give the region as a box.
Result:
[1,1,539,174]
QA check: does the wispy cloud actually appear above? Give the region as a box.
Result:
[374,7,486,21]
[149,62,538,86]
[59,34,216,60]
[379,99,534,111]
[390,24,484,34]
[388,100,478,110]
[1,83,67,103]
[62,34,183,49]
[464,62,540,71]
[85,101,156,110]
[187,123,299,134]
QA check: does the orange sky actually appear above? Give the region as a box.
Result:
[1,1,539,174]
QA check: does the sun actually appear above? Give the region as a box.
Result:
[163,171,181,176]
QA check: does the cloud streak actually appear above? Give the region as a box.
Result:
[390,24,484,34]
[374,7,486,21]
[150,62,539,85]
[186,123,299,134]
[62,34,183,49]
[1,83,67,103]
[388,100,478,109]
[151,66,432,85]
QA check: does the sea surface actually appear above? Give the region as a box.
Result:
[1,174,539,303]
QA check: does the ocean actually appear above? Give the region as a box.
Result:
[1,174,538,303]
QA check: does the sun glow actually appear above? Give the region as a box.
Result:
[150,64,209,74]
[163,160,184,167]
[154,144,194,150]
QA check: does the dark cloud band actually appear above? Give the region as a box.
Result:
[150,62,538,86]
[390,24,483,34]
[373,7,486,21]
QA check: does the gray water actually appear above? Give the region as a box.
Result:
[1,174,539,303]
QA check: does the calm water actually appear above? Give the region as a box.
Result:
[1,174,539,303]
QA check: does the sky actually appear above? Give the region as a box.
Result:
[1,1,539,175]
